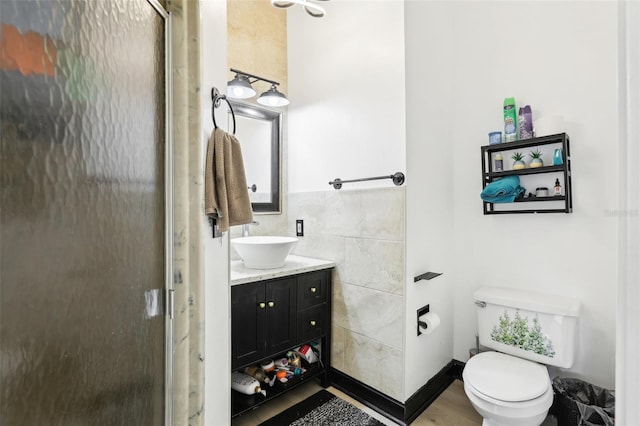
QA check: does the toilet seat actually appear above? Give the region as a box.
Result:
[463,378,554,425]
[464,379,552,410]
[464,351,550,402]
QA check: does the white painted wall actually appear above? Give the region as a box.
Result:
[287,0,406,194]
[200,1,231,425]
[404,1,619,388]
[616,1,640,424]
[403,0,457,400]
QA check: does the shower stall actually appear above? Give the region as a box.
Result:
[0,0,172,424]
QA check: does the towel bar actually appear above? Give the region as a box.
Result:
[329,172,405,190]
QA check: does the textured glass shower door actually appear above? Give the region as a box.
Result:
[0,1,170,424]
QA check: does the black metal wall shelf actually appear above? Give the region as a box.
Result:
[481,133,572,214]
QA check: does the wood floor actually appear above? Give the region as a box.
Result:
[231,379,482,426]
[232,378,560,426]
[412,380,482,426]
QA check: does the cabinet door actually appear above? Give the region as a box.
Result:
[231,282,266,369]
[264,278,296,355]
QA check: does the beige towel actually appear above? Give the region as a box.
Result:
[205,127,253,232]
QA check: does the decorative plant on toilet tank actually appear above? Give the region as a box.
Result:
[491,310,556,357]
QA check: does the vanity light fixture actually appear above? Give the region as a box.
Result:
[271,0,330,18]
[227,68,290,107]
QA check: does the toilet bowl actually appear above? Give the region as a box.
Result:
[463,351,553,426]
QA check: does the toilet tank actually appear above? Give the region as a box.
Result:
[474,287,581,368]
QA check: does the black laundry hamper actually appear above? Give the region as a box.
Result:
[552,377,615,426]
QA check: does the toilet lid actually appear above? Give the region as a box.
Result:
[465,352,550,402]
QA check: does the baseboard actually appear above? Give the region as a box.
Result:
[450,359,465,380]
[329,359,466,425]
[403,361,458,423]
[329,368,406,424]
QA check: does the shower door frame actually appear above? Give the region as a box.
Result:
[147,1,174,425]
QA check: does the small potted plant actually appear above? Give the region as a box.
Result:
[529,149,544,168]
[511,152,526,170]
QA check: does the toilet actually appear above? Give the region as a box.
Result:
[462,287,581,426]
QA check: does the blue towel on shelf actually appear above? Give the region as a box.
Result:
[481,175,525,203]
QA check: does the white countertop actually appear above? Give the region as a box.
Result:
[230,255,335,286]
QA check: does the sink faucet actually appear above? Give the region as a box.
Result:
[241,221,260,237]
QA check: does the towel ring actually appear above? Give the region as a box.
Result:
[211,87,236,135]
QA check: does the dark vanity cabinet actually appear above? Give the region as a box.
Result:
[231,268,333,417]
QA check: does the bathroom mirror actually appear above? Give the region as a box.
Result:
[228,100,281,213]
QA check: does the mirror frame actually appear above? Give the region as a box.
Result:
[228,100,282,213]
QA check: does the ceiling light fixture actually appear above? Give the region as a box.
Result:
[270,0,330,18]
[227,68,289,107]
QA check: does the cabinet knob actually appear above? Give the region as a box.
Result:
[258,302,266,309]
[268,301,275,308]
[310,287,317,293]
[310,320,316,326]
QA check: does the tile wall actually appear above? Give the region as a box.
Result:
[252,187,406,400]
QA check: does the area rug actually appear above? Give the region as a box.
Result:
[258,390,386,426]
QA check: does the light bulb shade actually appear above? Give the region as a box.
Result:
[257,86,290,107]
[227,75,256,99]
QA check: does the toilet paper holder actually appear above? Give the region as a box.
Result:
[417,304,430,336]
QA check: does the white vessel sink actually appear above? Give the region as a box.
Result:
[231,236,299,269]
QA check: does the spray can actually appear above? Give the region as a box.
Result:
[503,97,517,142]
